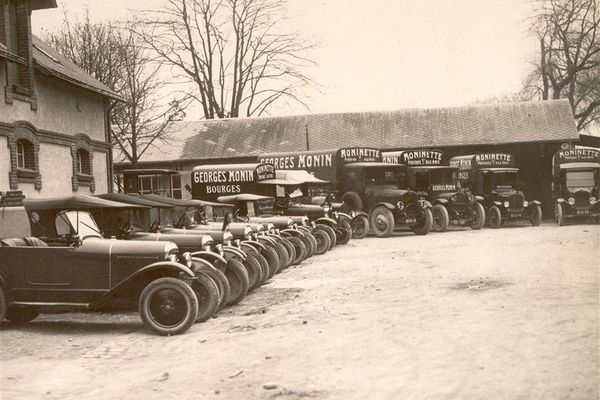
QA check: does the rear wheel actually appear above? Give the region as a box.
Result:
[272,240,291,270]
[335,219,352,244]
[431,204,449,232]
[224,259,250,306]
[260,245,280,278]
[410,208,433,235]
[489,206,502,228]
[279,239,296,269]
[239,256,261,291]
[192,274,220,322]
[301,231,318,257]
[245,253,269,286]
[530,204,542,226]
[139,277,198,336]
[370,206,395,238]
[469,202,485,230]
[351,214,369,239]
[555,202,564,226]
[312,229,331,254]
[298,233,315,257]
[5,306,39,324]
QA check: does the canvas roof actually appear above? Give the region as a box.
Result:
[24,194,148,211]
[118,99,579,165]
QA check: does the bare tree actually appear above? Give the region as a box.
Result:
[137,0,317,119]
[46,11,187,166]
[525,0,600,130]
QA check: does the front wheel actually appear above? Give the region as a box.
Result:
[224,259,250,306]
[431,204,449,232]
[139,277,198,336]
[351,214,369,239]
[410,208,433,235]
[335,219,352,244]
[530,204,542,226]
[315,224,336,249]
[469,202,485,230]
[5,306,39,324]
[370,206,395,238]
[286,236,307,265]
[312,229,331,254]
[555,202,564,226]
[489,206,502,228]
[192,274,220,323]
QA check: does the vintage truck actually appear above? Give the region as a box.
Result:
[382,149,485,231]
[260,147,433,237]
[449,153,542,227]
[551,147,600,225]
[0,195,209,335]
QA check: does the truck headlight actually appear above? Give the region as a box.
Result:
[323,205,330,212]
[396,201,404,211]
[523,200,529,208]
[568,197,575,205]
[590,197,597,205]
[503,201,510,208]
[216,244,224,255]
[451,195,457,202]
[183,252,193,268]
[234,239,241,247]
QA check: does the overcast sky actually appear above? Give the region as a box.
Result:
[31,0,537,117]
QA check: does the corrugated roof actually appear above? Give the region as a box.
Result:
[31,35,120,100]
[123,99,579,164]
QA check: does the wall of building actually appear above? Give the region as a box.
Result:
[0,136,10,189]
[0,75,106,140]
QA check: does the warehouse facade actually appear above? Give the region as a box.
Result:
[114,99,582,215]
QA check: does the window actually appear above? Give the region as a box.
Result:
[16,139,34,169]
[565,170,595,190]
[76,149,91,175]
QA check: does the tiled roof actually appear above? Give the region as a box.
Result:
[31,35,120,100]
[125,99,579,164]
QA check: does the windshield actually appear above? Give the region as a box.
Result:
[365,166,406,186]
[565,170,596,191]
[489,171,518,190]
[57,211,102,239]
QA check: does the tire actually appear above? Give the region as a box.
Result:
[298,233,315,258]
[489,205,502,228]
[279,239,296,269]
[244,253,268,288]
[410,208,433,235]
[431,204,449,232]
[530,203,542,226]
[197,266,230,312]
[370,205,395,238]
[555,202,564,226]
[312,229,331,255]
[271,240,291,270]
[224,259,250,306]
[246,251,275,286]
[259,245,280,278]
[469,202,485,230]
[239,256,262,291]
[286,236,307,265]
[335,219,352,244]
[316,224,336,249]
[192,274,220,323]
[301,231,318,257]
[5,306,39,324]
[342,191,363,211]
[138,277,198,336]
[351,214,369,239]
[0,285,6,322]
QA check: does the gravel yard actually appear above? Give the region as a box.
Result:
[1,222,598,400]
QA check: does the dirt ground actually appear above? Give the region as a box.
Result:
[1,222,598,400]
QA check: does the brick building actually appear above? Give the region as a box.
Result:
[0,0,119,235]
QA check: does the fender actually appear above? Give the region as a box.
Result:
[492,201,502,206]
[434,198,449,205]
[241,240,266,252]
[373,202,395,211]
[296,226,312,233]
[473,195,484,202]
[315,217,337,226]
[336,212,352,221]
[422,200,433,208]
[557,198,565,203]
[189,257,218,276]
[531,200,542,205]
[190,251,228,267]
[351,210,368,217]
[223,246,247,261]
[90,261,195,309]
[281,228,304,237]
[257,235,277,245]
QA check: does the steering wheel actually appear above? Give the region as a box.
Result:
[149,220,160,232]
[118,222,133,239]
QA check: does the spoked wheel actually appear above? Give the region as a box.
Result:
[301,231,318,257]
[238,256,262,291]
[370,206,394,238]
[244,253,269,287]
[192,274,220,322]
[489,206,502,228]
[259,245,280,278]
[224,259,250,306]
[335,219,352,244]
[431,204,449,232]
[315,225,336,249]
[298,233,315,258]
[278,239,296,269]
[197,266,230,312]
[555,202,564,226]
[351,214,369,239]
[530,204,542,226]
[312,229,331,255]
[139,277,198,336]
[271,240,291,270]
[469,202,485,230]
[285,236,307,265]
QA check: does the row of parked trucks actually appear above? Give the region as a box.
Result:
[1,146,598,336]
